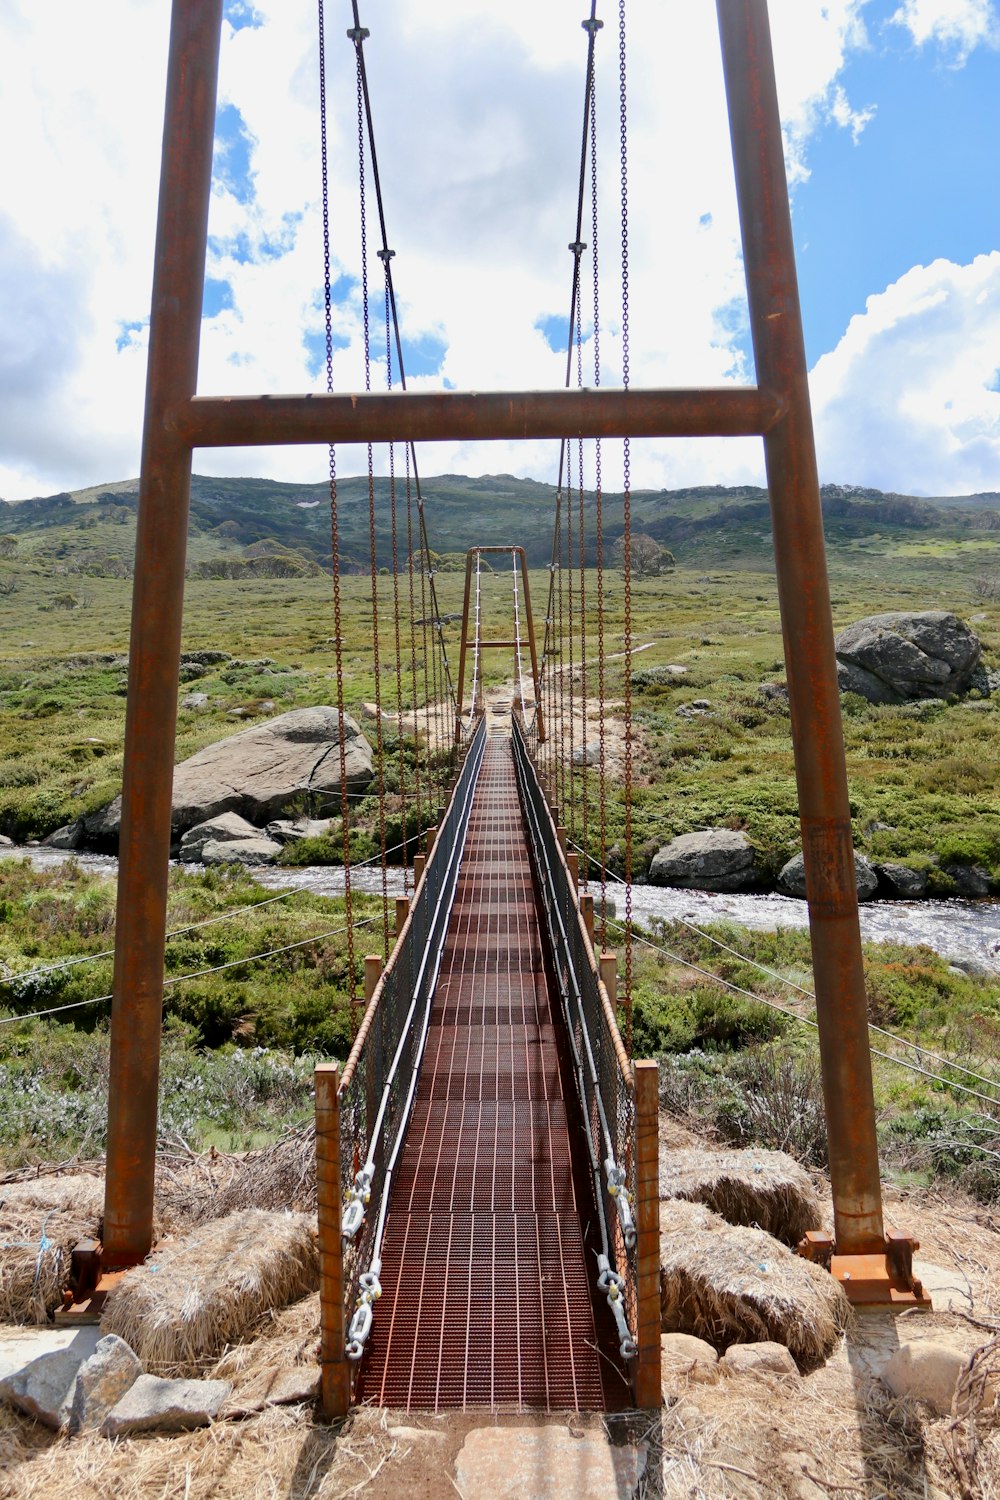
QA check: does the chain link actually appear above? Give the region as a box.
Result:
[618,0,633,1051]
[318,0,355,1000]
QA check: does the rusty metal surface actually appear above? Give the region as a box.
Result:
[177,385,783,448]
[717,0,886,1254]
[356,740,608,1410]
[103,0,224,1268]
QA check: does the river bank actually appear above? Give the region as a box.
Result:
[4,843,1000,976]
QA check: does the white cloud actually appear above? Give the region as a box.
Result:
[890,0,999,61]
[812,254,1000,493]
[1,0,991,507]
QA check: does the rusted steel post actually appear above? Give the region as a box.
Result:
[633,1060,662,1408]
[316,1063,352,1417]
[103,0,223,1266]
[717,0,884,1252]
[395,896,410,935]
[581,893,596,944]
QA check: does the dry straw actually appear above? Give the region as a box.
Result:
[100,1209,319,1376]
[660,1146,821,1247]
[659,1198,850,1365]
[0,1175,104,1324]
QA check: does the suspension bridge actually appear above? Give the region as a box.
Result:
[58,0,938,1418]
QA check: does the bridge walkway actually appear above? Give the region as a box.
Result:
[355,735,613,1409]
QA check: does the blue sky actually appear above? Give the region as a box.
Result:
[0,0,997,500]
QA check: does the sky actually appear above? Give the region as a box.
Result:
[0,0,998,503]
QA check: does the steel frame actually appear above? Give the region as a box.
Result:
[101,0,921,1310]
[453,546,545,744]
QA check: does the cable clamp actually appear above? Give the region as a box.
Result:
[341,1164,374,1241]
[582,17,604,34]
[346,1261,383,1360]
[605,1158,637,1249]
[377,247,396,262]
[568,240,587,257]
[346,26,370,42]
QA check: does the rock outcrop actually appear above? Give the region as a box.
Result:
[778,850,879,901]
[179,812,283,866]
[84,707,373,848]
[649,830,757,892]
[835,611,982,704]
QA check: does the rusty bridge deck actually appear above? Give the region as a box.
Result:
[356,736,613,1409]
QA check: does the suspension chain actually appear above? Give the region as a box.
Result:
[318,0,355,1003]
[618,0,633,1051]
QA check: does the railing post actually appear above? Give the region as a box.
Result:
[600,952,618,1007]
[364,955,383,1005]
[316,1063,351,1418]
[633,1060,661,1407]
[581,893,596,944]
[395,896,410,935]
[413,853,425,886]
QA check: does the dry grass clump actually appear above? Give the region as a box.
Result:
[0,1175,104,1324]
[100,1209,319,1376]
[659,1198,849,1366]
[660,1146,822,1246]
[945,1320,1000,1500]
[157,1129,317,1230]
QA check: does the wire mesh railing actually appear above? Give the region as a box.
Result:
[511,716,639,1365]
[334,715,487,1360]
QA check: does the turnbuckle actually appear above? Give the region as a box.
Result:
[346,1264,382,1361]
[605,1158,637,1248]
[341,1164,374,1241]
[597,1254,637,1361]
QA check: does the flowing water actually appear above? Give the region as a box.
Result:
[5,845,1000,975]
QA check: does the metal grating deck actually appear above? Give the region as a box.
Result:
[356,737,607,1410]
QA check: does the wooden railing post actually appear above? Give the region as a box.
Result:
[633,1059,661,1407]
[316,1062,351,1417]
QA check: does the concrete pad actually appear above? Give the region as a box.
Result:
[913,1259,975,1314]
[455,1426,647,1500]
[0,1324,101,1384]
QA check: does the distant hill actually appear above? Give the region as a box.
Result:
[1,473,999,576]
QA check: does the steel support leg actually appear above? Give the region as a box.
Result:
[103,0,223,1266]
[717,1,901,1276]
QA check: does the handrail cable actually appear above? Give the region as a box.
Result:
[571,837,1000,1099]
[0,915,380,1028]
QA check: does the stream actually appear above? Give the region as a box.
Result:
[5,844,1000,976]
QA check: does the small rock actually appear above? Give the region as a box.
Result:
[661,1332,718,1391]
[572,741,601,767]
[649,830,756,893]
[42,821,85,850]
[179,811,282,866]
[0,834,13,848]
[880,1341,977,1416]
[0,1347,83,1430]
[181,692,209,709]
[265,817,333,845]
[944,864,992,898]
[69,1335,142,1434]
[778,850,878,901]
[720,1341,799,1377]
[224,1365,319,1418]
[100,1374,232,1435]
[875,862,928,899]
[454,1427,647,1500]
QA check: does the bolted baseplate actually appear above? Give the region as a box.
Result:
[799,1230,933,1309]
